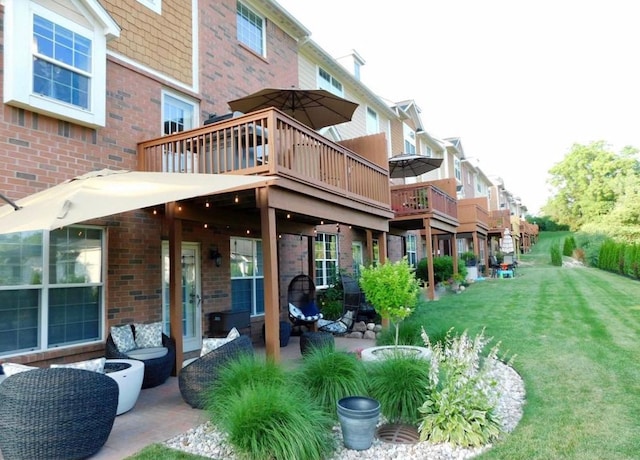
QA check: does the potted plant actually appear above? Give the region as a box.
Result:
[359,257,422,356]
[460,251,477,267]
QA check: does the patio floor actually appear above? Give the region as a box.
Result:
[91,334,375,459]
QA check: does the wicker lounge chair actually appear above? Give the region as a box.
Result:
[0,367,118,460]
[288,273,322,331]
[179,335,254,409]
[105,326,176,389]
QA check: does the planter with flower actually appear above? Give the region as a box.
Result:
[358,258,428,361]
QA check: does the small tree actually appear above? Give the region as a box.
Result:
[359,257,421,346]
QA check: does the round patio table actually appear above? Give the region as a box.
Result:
[105,359,144,415]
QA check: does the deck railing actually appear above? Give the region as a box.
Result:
[489,210,511,230]
[458,200,489,227]
[137,108,390,207]
[390,183,458,219]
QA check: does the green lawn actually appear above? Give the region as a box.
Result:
[130,232,640,459]
[418,231,640,459]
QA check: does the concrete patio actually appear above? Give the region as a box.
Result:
[91,334,375,459]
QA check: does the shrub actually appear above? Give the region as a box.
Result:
[562,235,577,256]
[550,244,562,266]
[416,257,429,284]
[206,354,290,426]
[418,328,504,447]
[221,384,335,460]
[432,256,454,283]
[360,257,421,346]
[295,346,367,418]
[365,354,431,425]
[376,315,425,346]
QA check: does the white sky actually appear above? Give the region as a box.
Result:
[276,0,640,215]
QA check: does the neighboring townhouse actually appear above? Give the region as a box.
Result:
[0,0,395,369]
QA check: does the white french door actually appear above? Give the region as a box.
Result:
[162,242,202,352]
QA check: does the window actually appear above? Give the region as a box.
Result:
[230,238,264,316]
[318,67,343,96]
[3,1,118,127]
[314,233,338,288]
[351,242,363,277]
[454,158,462,181]
[137,0,162,14]
[403,124,416,154]
[424,145,433,157]
[162,92,196,135]
[406,234,417,267]
[366,107,378,134]
[456,238,465,259]
[237,2,265,56]
[0,227,104,357]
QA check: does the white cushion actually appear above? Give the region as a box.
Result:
[182,357,198,368]
[127,347,168,360]
[134,322,163,348]
[200,327,240,357]
[51,357,106,374]
[2,362,38,377]
[110,325,136,353]
[289,303,323,321]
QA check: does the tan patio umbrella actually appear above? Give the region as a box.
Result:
[0,169,275,234]
[228,88,359,130]
[388,153,443,179]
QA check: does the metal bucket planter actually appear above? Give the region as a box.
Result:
[359,345,431,362]
[337,396,380,450]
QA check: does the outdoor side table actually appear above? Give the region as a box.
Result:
[105,359,144,415]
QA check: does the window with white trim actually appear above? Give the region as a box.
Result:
[352,241,363,277]
[0,227,104,357]
[424,145,433,157]
[137,0,162,14]
[406,234,417,267]
[237,2,265,56]
[162,92,196,135]
[454,158,462,181]
[314,233,338,288]
[230,238,264,316]
[366,107,378,134]
[403,123,416,154]
[318,67,343,96]
[3,1,116,127]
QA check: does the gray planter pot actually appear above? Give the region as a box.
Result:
[337,396,380,450]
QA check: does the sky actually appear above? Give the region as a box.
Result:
[276,0,640,215]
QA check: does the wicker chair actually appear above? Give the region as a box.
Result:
[0,367,118,460]
[105,326,176,389]
[179,335,254,409]
[288,273,322,331]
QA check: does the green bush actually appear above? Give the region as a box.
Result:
[418,328,503,447]
[562,235,577,257]
[433,256,454,283]
[221,384,335,460]
[365,354,431,425]
[416,257,429,284]
[295,346,367,419]
[206,354,290,426]
[550,244,562,266]
[376,315,425,346]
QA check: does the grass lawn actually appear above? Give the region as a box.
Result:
[129,231,640,459]
[417,231,640,459]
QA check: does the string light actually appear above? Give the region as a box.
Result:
[205,202,210,208]
[234,195,239,203]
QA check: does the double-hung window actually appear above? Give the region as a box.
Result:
[3,1,118,127]
[406,234,417,267]
[0,227,104,357]
[318,67,343,97]
[230,238,264,316]
[366,107,379,134]
[237,2,265,56]
[403,124,416,155]
[314,233,338,288]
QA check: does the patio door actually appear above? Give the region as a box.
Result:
[162,242,202,352]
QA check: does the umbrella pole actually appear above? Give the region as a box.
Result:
[0,192,21,210]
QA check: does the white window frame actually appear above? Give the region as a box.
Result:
[162,91,197,135]
[406,234,417,267]
[454,158,462,181]
[137,0,162,14]
[366,107,378,134]
[403,124,416,155]
[230,238,264,316]
[314,233,338,288]
[351,241,364,277]
[237,2,266,57]
[0,227,105,358]
[3,1,118,128]
[317,67,343,96]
